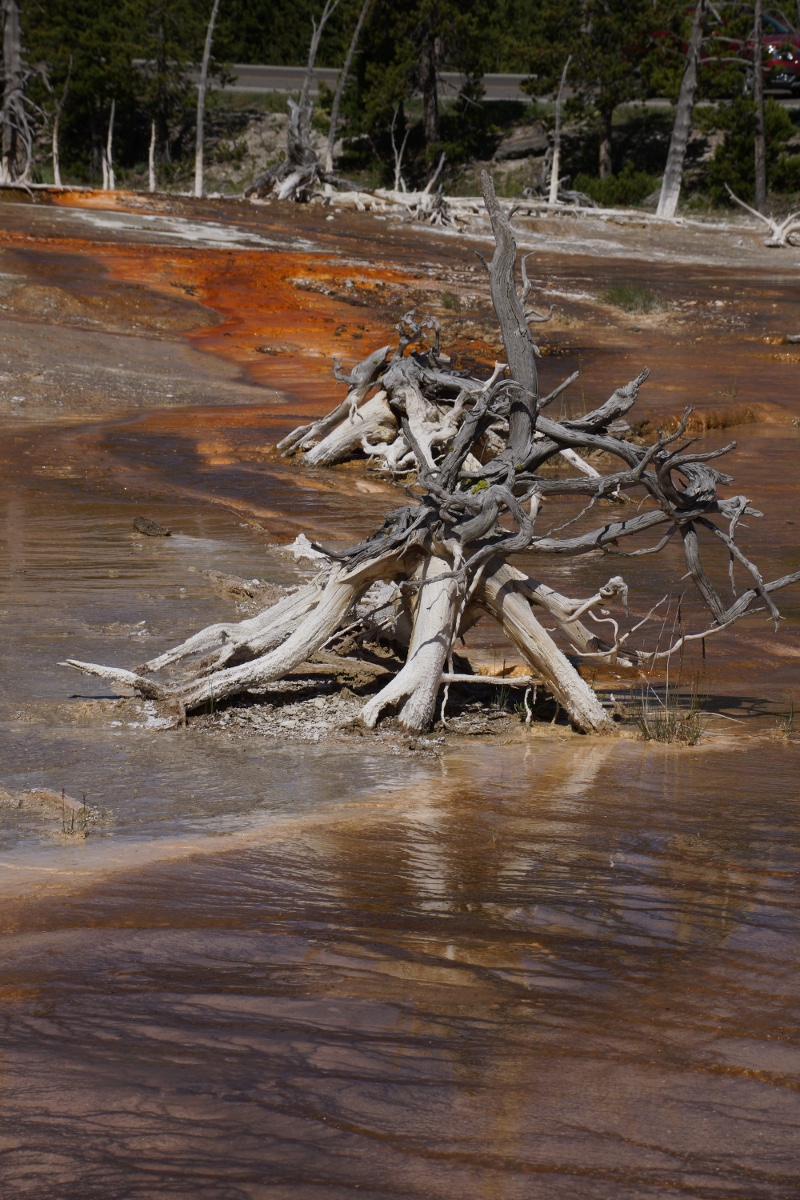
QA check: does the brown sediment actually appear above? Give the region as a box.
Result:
[0,196,799,1196]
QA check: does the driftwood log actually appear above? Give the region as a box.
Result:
[64,172,800,734]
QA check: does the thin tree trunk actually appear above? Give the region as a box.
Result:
[598,108,613,179]
[194,0,221,199]
[103,99,115,190]
[657,0,707,218]
[52,113,61,186]
[391,103,409,191]
[753,0,767,212]
[300,0,341,120]
[50,56,71,188]
[324,0,372,173]
[548,55,571,205]
[148,120,156,191]
[421,31,439,145]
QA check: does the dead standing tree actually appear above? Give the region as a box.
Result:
[245,0,342,201]
[64,173,800,733]
[1,0,32,184]
[657,0,708,220]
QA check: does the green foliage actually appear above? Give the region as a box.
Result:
[23,0,217,183]
[574,162,659,207]
[602,283,663,313]
[772,153,800,193]
[702,97,797,204]
[13,0,800,205]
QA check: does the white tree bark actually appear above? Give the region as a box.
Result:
[194,0,221,199]
[548,56,571,206]
[361,552,460,730]
[478,562,613,733]
[102,100,115,190]
[1,0,30,184]
[657,0,707,219]
[143,580,323,673]
[753,0,767,213]
[303,391,396,466]
[148,120,156,192]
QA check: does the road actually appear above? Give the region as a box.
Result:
[212,64,530,102]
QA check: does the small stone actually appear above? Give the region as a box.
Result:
[133,516,171,537]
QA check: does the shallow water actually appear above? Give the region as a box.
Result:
[2,740,800,1198]
[1,195,799,1197]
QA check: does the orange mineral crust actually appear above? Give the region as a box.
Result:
[0,225,417,407]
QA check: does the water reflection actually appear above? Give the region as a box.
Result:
[2,739,799,1197]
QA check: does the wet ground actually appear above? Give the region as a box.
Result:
[0,189,799,1197]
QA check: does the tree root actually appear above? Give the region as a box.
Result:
[63,172,798,739]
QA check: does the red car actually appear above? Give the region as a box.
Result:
[760,11,800,92]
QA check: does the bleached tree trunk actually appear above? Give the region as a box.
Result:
[66,171,800,740]
[52,109,62,186]
[598,108,613,179]
[753,0,766,212]
[148,120,156,192]
[391,104,409,191]
[548,56,571,206]
[245,0,341,200]
[657,0,707,219]
[361,552,461,730]
[102,100,115,190]
[478,562,613,733]
[50,55,72,189]
[1,0,30,183]
[324,0,372,173]
[194,0,221,199]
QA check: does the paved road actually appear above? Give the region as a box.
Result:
[214,64,530,102]
[203,64,800,106]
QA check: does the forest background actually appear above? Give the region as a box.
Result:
[12,0,800,210]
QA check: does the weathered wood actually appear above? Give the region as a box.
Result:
[361,552,461,731]
[657,0,706,219]
[478,562,614,733]
[193,0,221,199]
[304,391,396,467]
[481,170,539,462]
[246,0,341,202]
[64,171,800,738]
[1,0,30,183]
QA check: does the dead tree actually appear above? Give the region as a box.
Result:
[246,0,341,201]
[64,172,800,734]
[725,182,800,245]
[657,0,707,220]
[324,0,372,174]
[194,0,222,199]
[1,0,32,184]
[43,53,72,188]
[148,119,156,192]
[548,56,571,207]
[101,99,115,190]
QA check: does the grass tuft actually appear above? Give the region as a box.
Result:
[627,683,706,745]
[602,284,663,314]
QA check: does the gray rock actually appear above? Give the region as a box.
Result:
[494,124,549,162]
